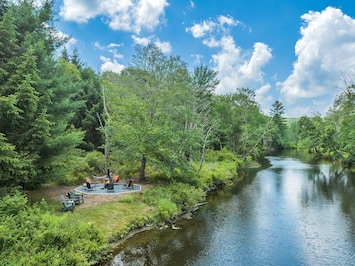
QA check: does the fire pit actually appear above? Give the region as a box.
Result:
[104,169,112,188]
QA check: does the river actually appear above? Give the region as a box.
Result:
[105,151,355,265]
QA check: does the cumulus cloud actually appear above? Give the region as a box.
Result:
[186,15,241,39]
[187,20,217,38]
[95,42,125,73]
[132,35,172,53]
[186,16,272,95]
[60,0,169,34]
[154,39,172,53]
[100,57,125,73]
[132,35,153,46]
[279,7,355,116]
[255,83,273,114]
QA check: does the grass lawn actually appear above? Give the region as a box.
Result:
[26,184,156,242]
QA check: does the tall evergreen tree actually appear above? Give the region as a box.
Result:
[0,1,85,187]
[269,100,287,149]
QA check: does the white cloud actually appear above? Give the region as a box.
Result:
[108,43,122,48]
[187,20,216,38]
[187,16,272,95]
[132,35,153,46]
[155,40,172,53]
[186,15,241,38]
[191,54,203,64]
[213,40,272,94]
[218,15,240,27]
[240,42,273,83]
[279,7,355,116]
[100,55,125,73]
[51,29,76,52]
[94,41,106,50]
[132,35,171,53]
[189,1,195,9]
[255,83,273,114]
[96,42,126,73]
[60,0,101,23]
[60,0,169,34]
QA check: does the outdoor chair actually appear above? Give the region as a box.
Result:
[60,195,75,212]
[85,177,97,191]
[112,175,120,184]
[68,190,84,205]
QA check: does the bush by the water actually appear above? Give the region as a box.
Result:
[142,183,206,222]
[0,191,107,265]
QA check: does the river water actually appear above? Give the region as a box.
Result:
[105,151,355,265]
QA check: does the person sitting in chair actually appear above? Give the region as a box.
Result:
[86,177,92,189]
[126,178,134,189]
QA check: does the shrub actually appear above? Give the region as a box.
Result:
[205,148,237,162]
[0,191,107,265]
[142,183,206,219]
[85,151,106,174]
[198,160,238,188]
[154,198,178,221]
[169,183,205,211]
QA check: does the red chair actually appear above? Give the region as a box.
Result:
[112,175,120,183]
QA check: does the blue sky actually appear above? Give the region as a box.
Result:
[52,0,355,117]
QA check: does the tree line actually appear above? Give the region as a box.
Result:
[1,0,354,190]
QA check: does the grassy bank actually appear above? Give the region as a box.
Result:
[1,150,245,265]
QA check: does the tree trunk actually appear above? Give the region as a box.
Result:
[140,154,146,183]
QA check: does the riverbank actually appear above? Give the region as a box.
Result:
[100,154,355,266]
[26,181,209,265]
[23,151,244,265]
[96,174,246,265]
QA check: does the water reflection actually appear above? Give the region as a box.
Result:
[105,153,355,266]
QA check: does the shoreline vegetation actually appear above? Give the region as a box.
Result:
[95,173,245,265]
[1,149,245,266]
[2,2,354,265]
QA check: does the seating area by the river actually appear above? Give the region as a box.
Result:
[75,174,141,195]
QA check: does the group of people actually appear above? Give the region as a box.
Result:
[85,175,134,189]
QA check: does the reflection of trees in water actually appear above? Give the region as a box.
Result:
[309,163,355,217]
[111,213,208,265]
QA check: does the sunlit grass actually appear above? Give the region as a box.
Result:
[73,197,154,238]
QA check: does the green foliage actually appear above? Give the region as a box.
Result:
[171,167,198,186]
[197,160,237,189]
[269,100,288,149]
[0,1,89,188]
[85,150,106,174]
[212,90,270,159]
[149,171,171,182]
[119,194,136,203]
[142,183,206,222]
[195,149,242,188]
[0,134,23,184]
[205,148,239,162]
[293,80,355,166]
[103,45,221,182]
[0,190,27,216]
[169,182,205,211]
[154,198,178,221]
[0,191,107,265]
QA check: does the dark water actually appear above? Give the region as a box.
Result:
[105,151,355,265]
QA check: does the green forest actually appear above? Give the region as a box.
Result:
[1,1,354,265]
